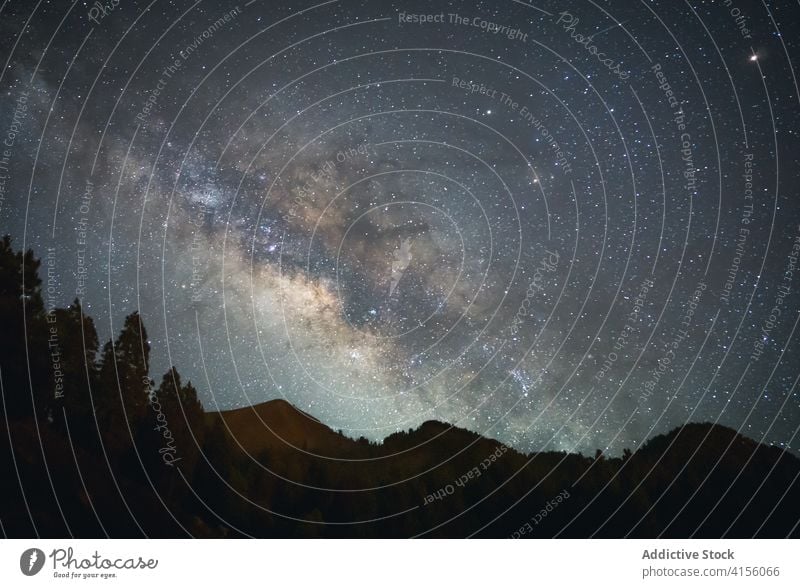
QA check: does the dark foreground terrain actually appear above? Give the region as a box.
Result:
[1,236,798,538]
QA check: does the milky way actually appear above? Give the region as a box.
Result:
[2,0,799,456]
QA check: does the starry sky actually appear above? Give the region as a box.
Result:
[1,0,799,456]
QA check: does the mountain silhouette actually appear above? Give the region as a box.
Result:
[198,398,800,538]
[0,235,798,538]
[214,399,353,456]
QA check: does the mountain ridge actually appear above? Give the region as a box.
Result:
[209,397,796,463]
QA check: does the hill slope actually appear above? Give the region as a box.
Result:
[213,399,352,456]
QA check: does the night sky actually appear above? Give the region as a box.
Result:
[1,0,799,457]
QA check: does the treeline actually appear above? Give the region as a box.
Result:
[0,235,206,536]
[0,236,799,538]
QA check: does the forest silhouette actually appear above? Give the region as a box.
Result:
[1,236,798,538]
